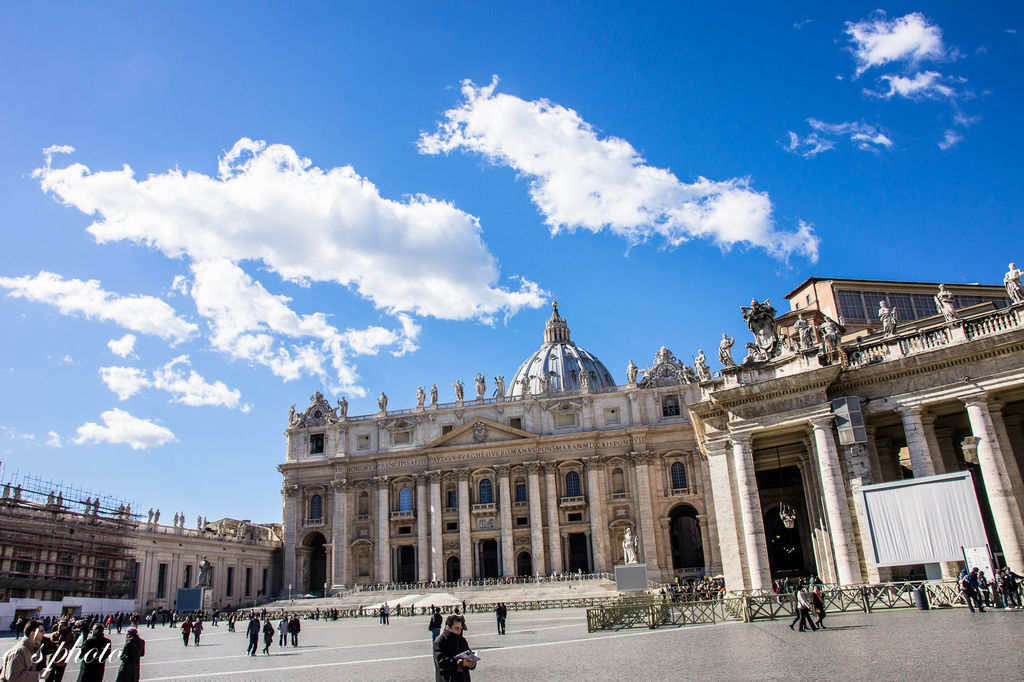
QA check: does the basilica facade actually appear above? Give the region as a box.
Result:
[279,269,1024,594]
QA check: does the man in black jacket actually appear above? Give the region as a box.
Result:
[245,616,260,656]
[433,615,475,681]
[288,616,301,647]
[76,624,111,682]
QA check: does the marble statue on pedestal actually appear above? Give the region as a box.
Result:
[579,367,590,389]
[494,375,506,398]
[148,508,154,524]
[741,298,780,363]
[474,373,486,400]
[416,386,425,408]
[622,527,639,564]
[337,396,348,418]
[694,350,711,382]
[878,300,898,337]
[173,512,179,527]
[934,284,959,324]
[378,392,388,413]
[626,360,639,384]
[1005,262,1024,304]
[794,314,814,350]
[430,384,438,405]
[453,379,464,402]
[153,509,160,524]
[197,555,213,588]
[718,334,734,366]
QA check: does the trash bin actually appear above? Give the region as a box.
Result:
[912,588,929,610]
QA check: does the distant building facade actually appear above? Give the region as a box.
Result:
[280,269,1024,592]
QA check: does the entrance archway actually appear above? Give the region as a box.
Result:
[516,551,532,577]
[480,539,499,578]
[567,533,589,572]
[396,545,416,583]
[446,556,460,582]
[668,505,704,570]
[303,531,327,594]
[764,506,808,577]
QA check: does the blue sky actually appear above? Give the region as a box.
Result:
[0,2,1021,522]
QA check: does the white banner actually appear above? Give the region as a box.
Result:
[861,471,987,567]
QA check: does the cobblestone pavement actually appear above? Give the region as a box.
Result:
[39,606,1024,680]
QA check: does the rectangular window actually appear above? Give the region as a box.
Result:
[226,566,234,598]
[912,294,936,319]
[567,512,583,523]
[509,417,522,429]
[836,290,866,320]
[183,564,192,588]
[261,568,268,596]
[556,413,576,427]
[447,489,457,509]
[661,395,680,417]
[394,430,411,445]
[157,563,167,599]
[398,526,412,535]
[309,433,325,454]
[515,516,529,527]
[446,521,458,532]
[515,483,527,502]
[441,424,454,435]
[357,434,370,450]
[888,293,914,324]
[604,407,620,425]
[245,567,252,596]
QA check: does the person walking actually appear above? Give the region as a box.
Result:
[2,619,45,682]
[288,615,301,647]
[245,616,260,656]
[433,614,476,681]
[428,607,443,642]
[789,586,817,632]
[811,587,827,629]
[40,619,76,682]
[494,603,506,635]
[114,627,145,682]
[960,568,985,613]
[76,623,111,682]
[180,617,192,646]
[278,616,288,647]
[192,618,203,646]
[261,619,274,655]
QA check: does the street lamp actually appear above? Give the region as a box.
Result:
[324,581,328,599]
[288,583,293,603]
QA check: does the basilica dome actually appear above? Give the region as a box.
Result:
[507,302,616,398]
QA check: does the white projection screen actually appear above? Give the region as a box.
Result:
[861,471,988,567]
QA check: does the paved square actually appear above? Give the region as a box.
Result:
[34,607,1024,680]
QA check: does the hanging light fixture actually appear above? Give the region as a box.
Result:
[775,447,798,529]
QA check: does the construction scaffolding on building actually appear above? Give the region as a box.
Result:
[0,466,141,602]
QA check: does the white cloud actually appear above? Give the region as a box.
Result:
[34,139,544,322]
[108,333,137,358]
[46,431,62,448]
[100,355,250,410]
[793,19,812,30]
[72,408,176,450]
[845,11,948,75]
[785,119,892,158]
[869,71,958,100]
[420,77,818,262]
[0,271,196,344]
[59,354,78,366]
[169,275,189,297]
[0,425,36,442]
[938,129,964,150]
[99,366,151,400]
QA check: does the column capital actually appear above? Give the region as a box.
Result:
[329,478,348,491]
[426,469,443,483]
[372,475,390,488]
[702,439,731,457]
[628,450,653,465]
[582,456,604,471]
[808,415,835,431]
[961,392,990,409]
[454,468,470,482]
[493,463,511,475]
[728,429,755,447]
[524,461,542,474]
[283,485,300,499]
[896,403,925,417]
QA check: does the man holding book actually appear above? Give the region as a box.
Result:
[433,615,477,681]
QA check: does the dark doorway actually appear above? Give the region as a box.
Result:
[480,539,499,578]
[305,532,327,593]
[764,506,808,577]
[516,551,532,577]
[668,505,704,570]
[446,556,461,582]
[567,533,590,572]
[397,545,417,583]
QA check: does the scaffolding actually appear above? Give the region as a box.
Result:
[0,465,140,601]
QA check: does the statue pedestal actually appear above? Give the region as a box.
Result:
[175,586,212,612]
[614,563,648,592]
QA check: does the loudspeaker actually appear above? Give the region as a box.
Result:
[832,396,867,445]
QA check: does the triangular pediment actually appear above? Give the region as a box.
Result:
[425,417,534,449]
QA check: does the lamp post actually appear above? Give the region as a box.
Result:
[324,581,328,599]
[288,583,293,603]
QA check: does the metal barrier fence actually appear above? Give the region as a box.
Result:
[587,581,968,631]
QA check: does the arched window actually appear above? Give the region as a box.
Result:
[398,486,413,512]
[612,468,625,494]
[309,494,322,520]
[671,462,688,490]
[479,478,494,504]
[565,471,581,497]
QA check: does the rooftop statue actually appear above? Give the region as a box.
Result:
[430,384,438,405]
[794,313,814,350]
[626,360,639,385]
[494,375,506,398]
[337,395,348,418]
[718,334,735,367]
[1005,262,1024,305]
[416,386,426,408]
[878,301,898,337]
[453,379,464,402]
[474,373,487,400]
[741,298,780,363]
[934,284,960,324]
[378,391,388,413]
[694,349,711,382]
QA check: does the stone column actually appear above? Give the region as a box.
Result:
[695,513,712,575]
[415,474,429,582]
[457,470,473,579]
[988,402,1024,515]
[496,465,515,577]
[705,439,743,589]
[428,471,443,582]
[330,479,348,587]
[282,484,299,594]
[544,464,563,573]
[963,395,1024,569]
[698,458,721,575]
[585,458,609,573]
[631,453,662,583]
[584,530,593,572]
[526,463,546,575]
[730,432,771,590]
[809,417,863,585]
[375,477,391,583]
[473,538,481,577]
[897,406,939,477]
